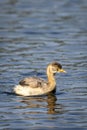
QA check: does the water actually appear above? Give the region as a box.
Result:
[0,0,87,129]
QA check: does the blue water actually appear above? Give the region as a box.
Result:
[0,0,87,129]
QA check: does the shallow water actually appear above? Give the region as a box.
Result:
[0,0,87,129]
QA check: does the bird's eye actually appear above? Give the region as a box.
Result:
[52,67,58,73]
[57,68,59,71]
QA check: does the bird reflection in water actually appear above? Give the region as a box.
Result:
[19,93,64,115]
[47,93,61,114]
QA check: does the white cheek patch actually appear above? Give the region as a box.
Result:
[52,67,57,72]
[53,70,57,73]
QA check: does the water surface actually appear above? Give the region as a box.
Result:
[0,0,87,129]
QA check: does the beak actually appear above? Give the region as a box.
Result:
[58,69,66,73]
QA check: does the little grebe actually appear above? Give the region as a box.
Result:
[13,62,66,96]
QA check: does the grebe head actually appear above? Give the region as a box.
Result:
[47,62,66,75]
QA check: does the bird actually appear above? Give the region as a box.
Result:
[13,62,66,96]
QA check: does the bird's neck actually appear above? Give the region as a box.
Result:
[47,67,56,88]
[47,74,56,87]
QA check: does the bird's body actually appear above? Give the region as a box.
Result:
[13,62,66,96]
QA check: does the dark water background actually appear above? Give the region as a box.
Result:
[0,0,87,129]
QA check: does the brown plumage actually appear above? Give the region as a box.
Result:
[13,62,66,96]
